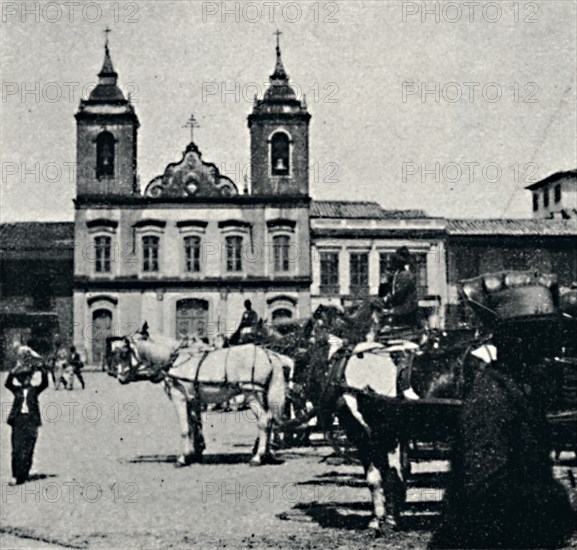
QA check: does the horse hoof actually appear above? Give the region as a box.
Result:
[174,454,195,468]
[249,458,261,467]
[368,517,397,536]
[367,518,381,532]
[251,454,284,466]
[384,515,399,531]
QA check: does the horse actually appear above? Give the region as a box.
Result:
[109,330,293,467]
[301,304,488,532]
[223,319,318,448]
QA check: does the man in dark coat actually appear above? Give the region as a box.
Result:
[381,246,419,328]
[5,365,49,485]
[351,246,419,340]
[231,300,259,345]
[430,318,575,549]
[69,345,85,389]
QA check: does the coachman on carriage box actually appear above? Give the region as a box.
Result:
[430,270,576,550]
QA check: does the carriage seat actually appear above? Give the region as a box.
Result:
[461,270,559,321]
[353,342,384,354]
[377,326,422,344]
[383,341,419,353]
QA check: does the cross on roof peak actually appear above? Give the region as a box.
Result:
[274,29,282,50]
[104,27,111,48]
[182,114,200,141]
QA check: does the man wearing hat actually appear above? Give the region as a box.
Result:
[381,246,420,400]
[430,272,575,549]
[231,300,259,345]
[381,246,419,328]
[5,343,48,485]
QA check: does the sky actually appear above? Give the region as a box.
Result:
[1,0,576,222]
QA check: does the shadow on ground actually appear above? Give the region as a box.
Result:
[122,452,289,465]
[283,469,444,534]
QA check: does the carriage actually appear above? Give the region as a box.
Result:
[309,271,577,528]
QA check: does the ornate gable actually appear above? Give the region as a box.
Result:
[144,142,238,198]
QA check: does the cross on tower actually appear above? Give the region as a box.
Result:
[104,27,111,48]
[274,29,282,50]
[183,114,200,142]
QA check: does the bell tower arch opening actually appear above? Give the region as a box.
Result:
[270,130,291,177]
[96,131,116,179]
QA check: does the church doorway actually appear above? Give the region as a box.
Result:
[92,309,112,366]
[272,308,293,323]
[176,299,209,340]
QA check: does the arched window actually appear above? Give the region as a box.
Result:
[96,131,115,179]
[270,132,290,176]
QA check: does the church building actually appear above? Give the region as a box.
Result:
[73,38,312,364]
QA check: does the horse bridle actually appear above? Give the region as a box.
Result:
[121,337,185,383]
[118,337,151,381]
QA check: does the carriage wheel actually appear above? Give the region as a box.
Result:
[324,422,359,463]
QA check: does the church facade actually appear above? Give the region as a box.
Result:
[73,40,315,364]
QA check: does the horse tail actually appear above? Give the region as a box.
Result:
[267,352,289,425]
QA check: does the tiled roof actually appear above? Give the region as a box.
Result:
[311,200,427,219]
[525,169,577,190]
[447,218,577,236]
[0,222,74,249]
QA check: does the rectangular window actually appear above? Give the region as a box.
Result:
[532,193,539,212]
[184,236,201,273]
[142,235,159,273]
[543,188,549,208]
[349,252,369,295]
[226,236,243,272]
[320,252,339,294]
[95,236,111,273]
[379,253,391,280]
[554,184,561,203]
[413,253,428,298]
[273,235,290,272]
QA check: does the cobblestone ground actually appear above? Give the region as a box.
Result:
[1,372,576,549]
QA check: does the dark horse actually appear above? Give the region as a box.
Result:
[299,304,488,532]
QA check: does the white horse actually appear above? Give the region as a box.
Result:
[111,333,292,467]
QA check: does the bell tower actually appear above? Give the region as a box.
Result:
[248,32,311,197]
[75,30,139,197]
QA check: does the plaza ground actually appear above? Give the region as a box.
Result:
[1,372,575,549]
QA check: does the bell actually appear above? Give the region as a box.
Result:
[275,157,287,171]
